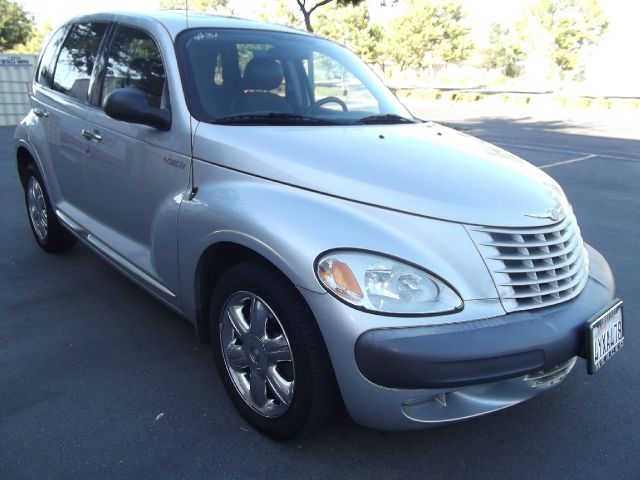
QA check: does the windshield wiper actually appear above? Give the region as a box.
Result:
[213,112,339,125]
[357,114,421,125]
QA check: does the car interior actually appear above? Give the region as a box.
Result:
[180,32,379,122]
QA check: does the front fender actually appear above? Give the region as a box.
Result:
[14,112,57,199]
[14,116,40,173]
[177,160,500,323]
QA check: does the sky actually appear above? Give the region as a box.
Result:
[21,0,533,30]
[21,0,158,27]
[16,0,639,95]
[19,0,638,47]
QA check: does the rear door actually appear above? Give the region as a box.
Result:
[28,24,68,203]
[31,22,110,213]
[83,22,191,305]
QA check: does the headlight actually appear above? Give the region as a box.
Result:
[316,250,463,315]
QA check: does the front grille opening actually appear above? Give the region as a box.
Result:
[469,213,589,312]
[524,357,577,387]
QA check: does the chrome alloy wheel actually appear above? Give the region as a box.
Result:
[27,176,48,241]
[220,292,295,418]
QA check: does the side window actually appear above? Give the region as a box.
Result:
[102,26,167,109]
[311,52,377,113]
[52,22,108,101]
[37,26,67,87]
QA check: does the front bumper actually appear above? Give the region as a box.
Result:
[355,283,616,390]
[299,244,616,431]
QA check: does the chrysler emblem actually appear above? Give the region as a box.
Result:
[525,207,565,222]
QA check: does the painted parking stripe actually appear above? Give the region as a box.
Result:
[539,154,598,170]
[492,142,638,163]
[484,137,640,160]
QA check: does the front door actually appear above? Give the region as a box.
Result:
[83,24,191,304]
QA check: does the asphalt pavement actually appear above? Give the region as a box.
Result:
[1,105,639,479]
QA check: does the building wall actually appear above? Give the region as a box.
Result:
[0,55,37,126]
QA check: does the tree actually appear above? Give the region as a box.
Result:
[384,0,474,71]
[245,0,303,29]
[531,0,608,72]
[158,0,228,12]
[294,0,364,32]
[481,23,528,77]
[8,21,53,54]
[315,3,383,66]
[0,0,34,51]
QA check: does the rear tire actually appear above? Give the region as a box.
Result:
[210,262,337,439]
[23,164,76,253]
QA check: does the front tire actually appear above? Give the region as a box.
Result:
[210,262,337,439]
[23,164,76,253]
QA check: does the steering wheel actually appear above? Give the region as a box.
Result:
[307,96,348,114]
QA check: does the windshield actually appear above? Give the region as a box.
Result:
[176,28,416,125]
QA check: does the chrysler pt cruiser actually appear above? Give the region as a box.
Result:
[15,10,624,439]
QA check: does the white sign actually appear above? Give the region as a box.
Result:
[0,56,34,67]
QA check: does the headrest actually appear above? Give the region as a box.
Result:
[243,57,284,91]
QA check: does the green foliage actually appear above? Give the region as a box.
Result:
[294,0,364,32]
[385,0,474,71]
[531,0,608,71]
[8,21,52,54]
[158,0,228,11]
[249,0,303,29]
[481,23,528,77]
[0,0,34,51]
[315,3,383,66]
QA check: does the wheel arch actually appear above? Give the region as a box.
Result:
[17,145,36,187]
[193,241,302,344]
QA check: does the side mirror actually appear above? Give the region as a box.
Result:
[102,87,171,131]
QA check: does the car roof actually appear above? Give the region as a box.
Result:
[66,10,309,39]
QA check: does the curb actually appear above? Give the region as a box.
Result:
[394,89,640,111]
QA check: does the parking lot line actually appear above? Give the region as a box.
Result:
[493,142,638,163]
[485,138,640,160]
[539,154,598,170]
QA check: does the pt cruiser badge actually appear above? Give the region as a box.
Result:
[525,207,566,222]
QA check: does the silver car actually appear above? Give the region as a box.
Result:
[15,11,624,439]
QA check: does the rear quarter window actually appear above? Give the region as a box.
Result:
[36,26,67,87]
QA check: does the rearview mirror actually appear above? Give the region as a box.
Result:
[103,87,171,131]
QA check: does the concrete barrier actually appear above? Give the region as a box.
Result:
[0,54,37,127]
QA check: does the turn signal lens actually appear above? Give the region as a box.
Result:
[318,258,364,302]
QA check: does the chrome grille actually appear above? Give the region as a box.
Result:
[468,212,589,312]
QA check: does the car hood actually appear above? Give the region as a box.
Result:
[193,121,568,227]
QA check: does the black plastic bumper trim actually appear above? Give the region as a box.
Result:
[355,246,616,389]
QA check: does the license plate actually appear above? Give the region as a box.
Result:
[586,300,624,374]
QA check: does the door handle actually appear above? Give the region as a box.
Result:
[33,108,49,118]
[81,129,103,142]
